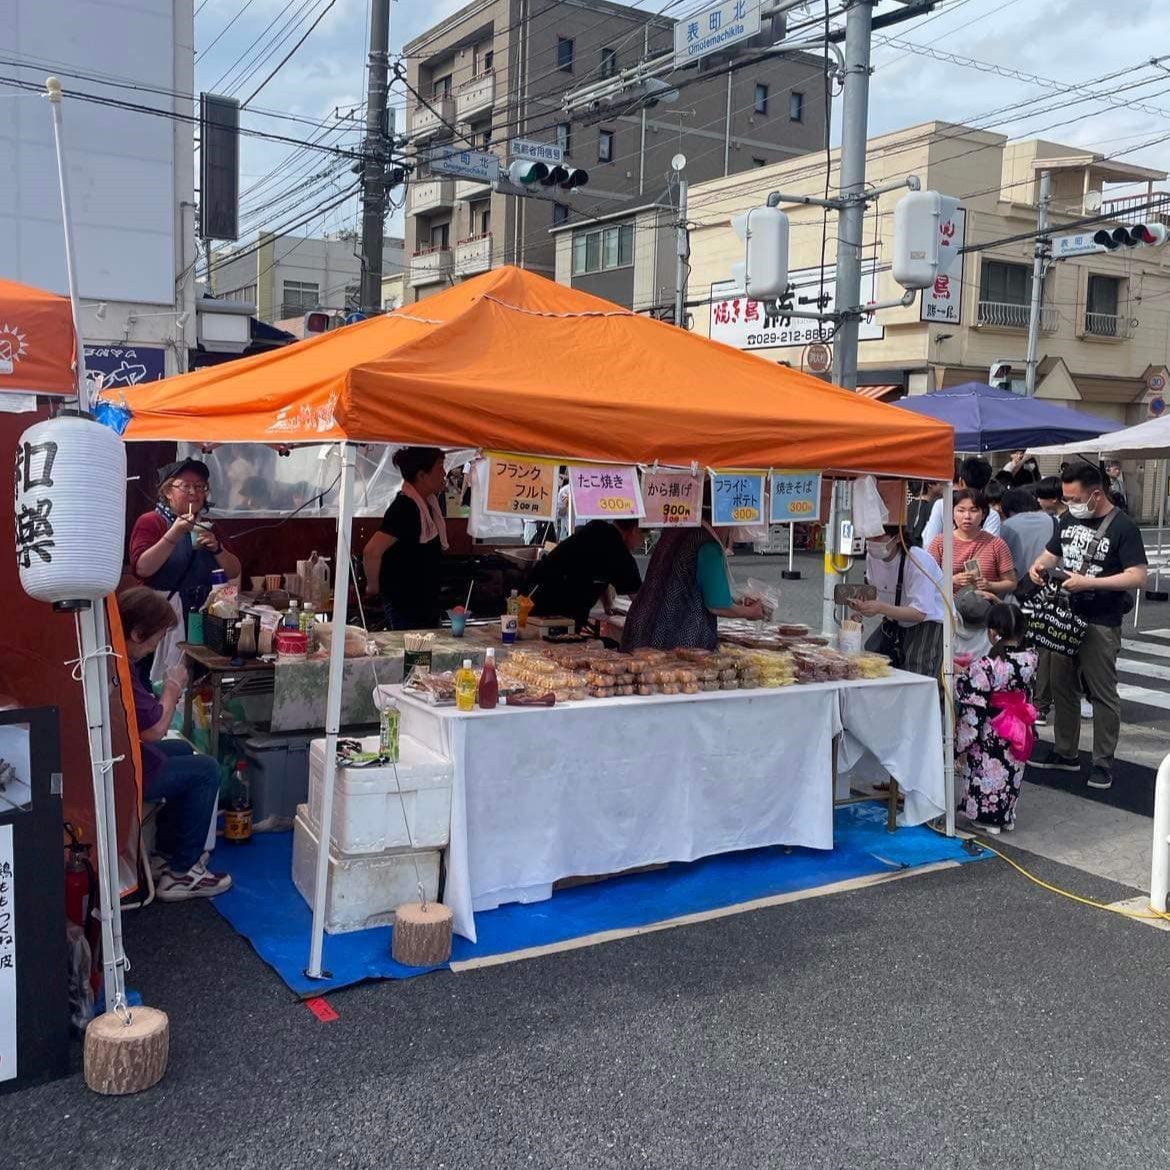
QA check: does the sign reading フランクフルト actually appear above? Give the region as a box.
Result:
[484,453,557,520]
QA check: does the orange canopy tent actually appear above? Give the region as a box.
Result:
[101,266,952,478]
[0,278,78,396]
[100,265,956,978]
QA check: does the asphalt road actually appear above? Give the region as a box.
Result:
[5,850,1169,1170]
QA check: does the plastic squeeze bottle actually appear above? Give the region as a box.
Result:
[478,648,499,710]
[455,659,478,712]
[506,589,520,617]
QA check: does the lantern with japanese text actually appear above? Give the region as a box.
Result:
[15,416,126,608]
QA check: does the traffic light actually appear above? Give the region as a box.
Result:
[1092,222,1170,250]
[506,160,589,190]
[989,360,1014,391]
[303,310,332,335]
[893,190,962,290]
[730,205,790,300]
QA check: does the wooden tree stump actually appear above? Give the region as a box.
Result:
[392,901,453,967]
[84,1006,170,1096]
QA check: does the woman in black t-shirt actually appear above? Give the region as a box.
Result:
[362,447,447,629]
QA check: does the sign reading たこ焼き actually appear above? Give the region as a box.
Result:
[567,465,644,520]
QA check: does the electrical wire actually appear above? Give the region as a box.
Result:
[240,0,340,108]
[197,0,261,62]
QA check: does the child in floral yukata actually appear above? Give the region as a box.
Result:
[956,604,1038,835]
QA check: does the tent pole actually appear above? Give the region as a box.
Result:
[942,482,955,837]
[306,441,357,981]
[1155,458,1166,595]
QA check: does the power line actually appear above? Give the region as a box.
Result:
[197,0,261,62]
[240,0,340,107]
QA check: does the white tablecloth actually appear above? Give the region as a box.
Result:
[395,671,944,942]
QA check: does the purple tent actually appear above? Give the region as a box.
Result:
[892,382,1121,452]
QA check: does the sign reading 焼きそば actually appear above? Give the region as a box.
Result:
[641,470,703,527]
[567,465,644,520]
[769,471,822,523]
[709,471,766,527]
[484,453,557,519]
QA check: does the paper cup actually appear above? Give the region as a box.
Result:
[500,614,519,644]
[518,594,535,628]
[448,610,467,637]
[265,574,282,592]
[251,576,266,593]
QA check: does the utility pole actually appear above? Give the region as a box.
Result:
[832,0,875,393]
[674,160,689,329]
[1024,169,1052,396]
[359,0,390,316]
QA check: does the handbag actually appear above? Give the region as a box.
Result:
[864,551,906,667]
[1021,583,1087,656]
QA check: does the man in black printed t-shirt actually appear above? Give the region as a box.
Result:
[1029,464,1148,790]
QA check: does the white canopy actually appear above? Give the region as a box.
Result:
[1030,413,1170,459]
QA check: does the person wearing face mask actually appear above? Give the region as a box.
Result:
[1028,464,1148,790]
[848,525,946,678]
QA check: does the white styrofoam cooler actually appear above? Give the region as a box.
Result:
[307,734,453,854]
[291,805,441,934]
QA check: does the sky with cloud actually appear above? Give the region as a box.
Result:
[192,0,1170,246]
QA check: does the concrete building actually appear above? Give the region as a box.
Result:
[210,232,405,325]
[685,122,1170,515]
[2,0,198,388]
[402,0,826,303]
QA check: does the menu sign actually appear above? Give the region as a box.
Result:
[567,464,644,520]
[769,471,822,523]
[484,453,557,519]
[641,470,702,527]
[710,471,766,527]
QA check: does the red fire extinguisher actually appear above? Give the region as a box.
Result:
[64,822,101,995]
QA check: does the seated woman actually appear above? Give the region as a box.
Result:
[118,587,231,902]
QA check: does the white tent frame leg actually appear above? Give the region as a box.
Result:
[942,482,955,837]
[306,441,357,980]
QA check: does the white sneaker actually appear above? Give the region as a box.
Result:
[155,860,232,902]
[977,823,1002,836]
[1080,699,1094,720]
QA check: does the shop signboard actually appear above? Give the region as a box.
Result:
[484,453,556,519]
[0,824,14,1083]
[567,464,644,520]
[710,470,766,527]
[769,471,822,523]
[84,344,167,393]
[641,470,702,527]
[427,146,500,184]
[919,207,967,324]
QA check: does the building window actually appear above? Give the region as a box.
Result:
[978,260,1032,328]
[755,83,768,114]
[557,37,574,72]
[601,47,617,78]
[281,280,319,316]
[553,203,569,226]
[480,126,492,149]
[571,222,634,275]
[430,222,450,250]
[344,284,360,309]
[474,44,494,75]
[1086,274,1122,336]
[598,129,614,163]
[789,92,803,122]
[471,203,491,236]
[752,157,766,168]
[556,122,572,156]
[434,74,452,98]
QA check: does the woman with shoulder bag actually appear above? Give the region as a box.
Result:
[847,525,946,678]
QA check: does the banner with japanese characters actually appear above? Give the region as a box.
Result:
[769,471,822,523]
[709,471,767,527]
[641,470,703,528]
[484,452,557,519]
[566,464,644,520]
[0,824,14,1083]
[919,207,967,324]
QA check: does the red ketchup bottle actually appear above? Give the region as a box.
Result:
[477,648,499,710]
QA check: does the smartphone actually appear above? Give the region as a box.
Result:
[964,559,982,577]
[834,583,877,605]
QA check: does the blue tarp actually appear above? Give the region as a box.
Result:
[892,382,1121,453]
[210,803,987,997]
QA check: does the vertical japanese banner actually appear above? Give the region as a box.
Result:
[920,207,967,324]
[709,471,767,527]
[484,452,557,519]
[641,470,703,527]
[0,824,14,1084]
[769,471,823,523]
[566,464,645,520]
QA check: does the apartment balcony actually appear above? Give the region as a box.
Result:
[408,177,456,216]
[455,175,493,201]
[976,300,1059,332]
[455,70,495,122]
[454,233,493,277]
[409,246,453,287]
[1083,311,1134,340]
[1100,192,1170,228]
[410,94,455,142]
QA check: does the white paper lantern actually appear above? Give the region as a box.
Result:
[15,416,126,607]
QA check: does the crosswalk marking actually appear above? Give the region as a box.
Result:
[1118,657,1170,682]
[1121,638,1170,659]
[1117,683,1170,713]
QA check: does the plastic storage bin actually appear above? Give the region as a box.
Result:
[244,731,315,828]
[306,735,453,853]
[291,805,440,934]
